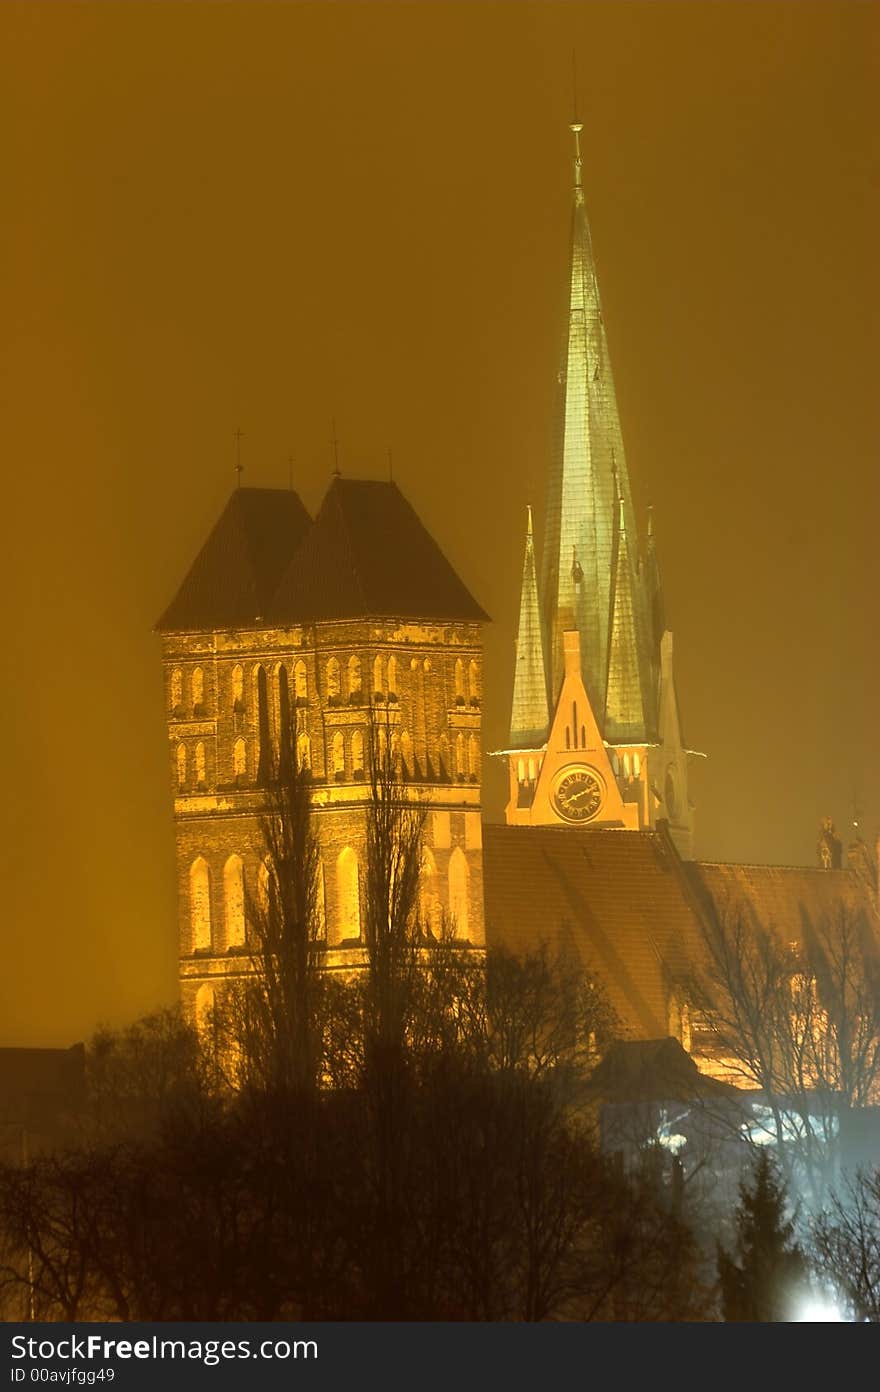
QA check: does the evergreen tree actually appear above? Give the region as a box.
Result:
[718,1149,808,1321]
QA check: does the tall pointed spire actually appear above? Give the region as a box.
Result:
[605,489,646,741]
[509,505,550,747]
[541,122,653,733]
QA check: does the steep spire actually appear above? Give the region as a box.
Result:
[605,488,646,741]
[509,505,550,747]
[541,122,653,733]
[645,505,665,648]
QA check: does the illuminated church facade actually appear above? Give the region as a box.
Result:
[157,480,488,1021]
[156,125,875,1049]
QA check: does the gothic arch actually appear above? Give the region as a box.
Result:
[448,847,469,939]
[189,857,212,951]
[223,854,246,949]
[335,846,360,943]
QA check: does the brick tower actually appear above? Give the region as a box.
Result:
[156,477,488,1020]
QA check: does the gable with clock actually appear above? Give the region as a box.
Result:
[506,630,640,831]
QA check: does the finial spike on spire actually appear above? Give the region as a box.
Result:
[647,504,654,540]
[526,503,533,538]
[569,121,583,189]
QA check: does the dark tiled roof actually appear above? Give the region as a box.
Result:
[584,1037,742,1103]
[483,824,704,1039]
[156,488,312,632]
[269,478,489,624]
[685,862,878,942]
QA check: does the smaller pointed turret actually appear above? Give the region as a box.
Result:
[510,506,550,747]
[645,505,666,649]
[605,490,646,741]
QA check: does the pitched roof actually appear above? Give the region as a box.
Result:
[269,478,489,624]
[583,1037,742,1104]
[156,488,312,632]
[483,824,705,1039]
[685,861,879,943]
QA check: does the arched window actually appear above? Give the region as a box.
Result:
[195,741,206,788]
[400,729,413,778]
[326,658,341,700]
[633,752,641,777]
[233,737,247,781]
[294,659,308,702]
[297,731,311,771]
[223,854,245,949]
[468,659,480,702]
[231,664,244,712]
[454,658,466,702]
[170,668,183,712]
[611,751,620,774]
[254,666,271,784]
[387,656,398,699]
[517,758,525,783]
[176,743,187,789]
[257,857,273,915]
[194,983,215,1037]
[448,847,469,938]
[315,860,327,939]
[348,655,362,700]
[372,654,384,698]
[192,666,205,711]
[332,730,345,780]
[420,847,440,935]
[351,729,365,778]
[189,857,211,951]
[438,733,450,780]
[467,733,479,780]
[528,758,536,782]
[336,847,360,942]
[623,753,631,778]
[377,725,389,771]
[455,732,466,779]
[276,664,292,768]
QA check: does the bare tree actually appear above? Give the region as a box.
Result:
[812,1167,880,1321]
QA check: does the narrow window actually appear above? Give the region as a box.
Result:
[189,857,211,951]
[257,857,273,915]
[454,658,466,702]
[192,666,205,712]
[176,743,187,789]
[372,653,384,698]
[517,758,525,783]
[420,847,440,934]
[297,731,311,771]
[170,668,183,712]
[348,655,362,700]
[326,657,341,700]
[400,729,413,778]
[455,732,466,779]
[387,656,398,700]
[633,752,641,777]
[351,728,365,778]
[468,659,479,702]
[448,847,469,938]
[565,727,571,750]
[581,725,586,748]
[623,753,631,778]
[233,737,247,781]
[231,664,244,712]
[572,703,578,746]
[254,666,271,784]
[467,733,479,780]
[332,730,345,779]
[528,758,536,781]
[276,665,292,770]
[195,741,206,788]
[223,854,245,949]
[194,983,215,1037]
[336,847,360,941]
[316,860,327,939]
[294,659,308,702]
[437,732,449,780]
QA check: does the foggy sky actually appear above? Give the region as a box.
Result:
[1,1,877,1046]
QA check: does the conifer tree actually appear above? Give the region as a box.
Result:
[718,1149,808,1321]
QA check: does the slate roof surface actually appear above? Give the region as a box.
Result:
[482,824,704,1039]
[685,862,878,942]
[157,479,488,631]
[270,478,489,624]
[157,488,312,632]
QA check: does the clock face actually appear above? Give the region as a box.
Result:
[553,766,604,823]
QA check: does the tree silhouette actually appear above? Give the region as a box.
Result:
[718,1149,808,1321]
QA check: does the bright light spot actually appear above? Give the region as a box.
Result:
[795,1296,843,1322]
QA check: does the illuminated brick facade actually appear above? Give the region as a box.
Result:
[157,479,488,1019]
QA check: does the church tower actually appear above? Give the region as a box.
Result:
[504,125,696,857]
[157,478,488,1021]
